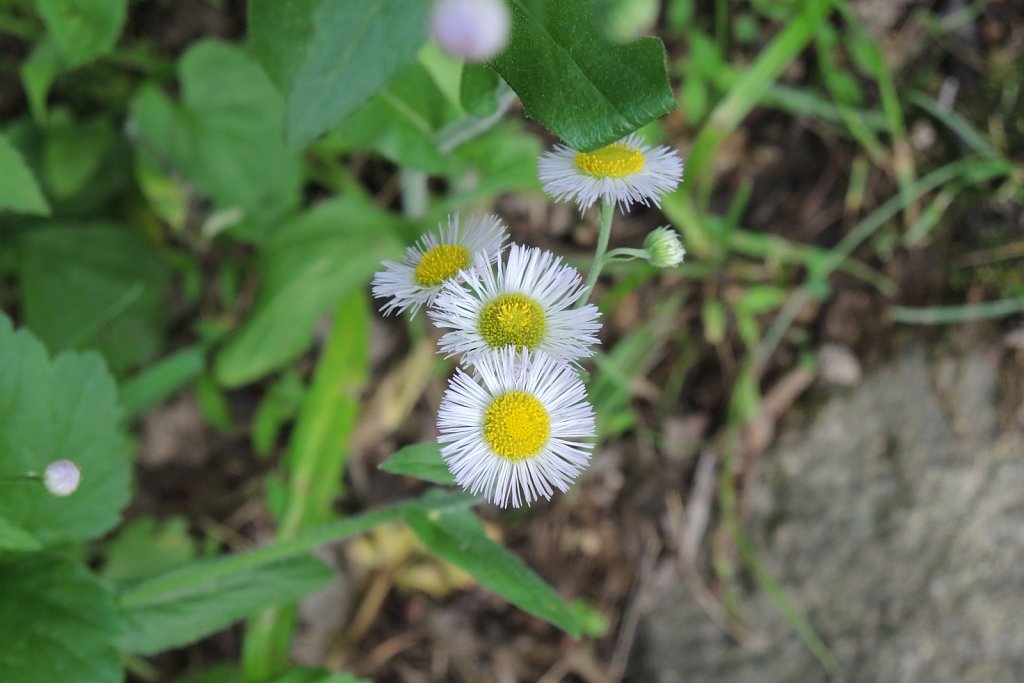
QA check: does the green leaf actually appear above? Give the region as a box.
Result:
[329,63,458,173]
[17,223,170,374]
[214,196,402,387]
[119,345,206,419]
[460,63,502,118]
[0,556,122,683]
[404,504,581,636]
[0,315,130,546]
[490,0,675,151]
[43,112,117,199]
[36,0,127,66]
[271,670,372,683]
[249,0,432,147]
[102,516,197,583]
[379,443,455,485]
[0,132,50,215]
[0,517,43,552]
[19,38,65,122]
[117,555,333,655]
[129,40,302,241]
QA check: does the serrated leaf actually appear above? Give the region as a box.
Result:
[379,443,455,485]
[0,556,123,683]
[0,315,130,546]
[0,132,50,215]
[129,40,302,241]
[248,0,432,147]
[214,196,402,387]
[117,555,333,655]
[405,505,580,636]
[491,0,675,151]
[36,0,127,67]
[17,223,170,374]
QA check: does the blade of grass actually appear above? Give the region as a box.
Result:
[757,156,1015,367]
[890,297,1024,325]
[242,293,370,682]
[908,90,999,158]
[684,0,830,205]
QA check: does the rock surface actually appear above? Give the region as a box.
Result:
[637,346,1024,683]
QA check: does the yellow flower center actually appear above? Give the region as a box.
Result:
[574,143,645,178]
[483,391,550,460]
[478,294,546,350]
[415,244,471,287]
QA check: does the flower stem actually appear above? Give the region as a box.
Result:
[579,199,615,307]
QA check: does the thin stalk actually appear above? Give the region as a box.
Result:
[579,200,615,307]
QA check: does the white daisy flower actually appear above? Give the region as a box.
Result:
[437,347,596,508]
[429,243,601,366]
[537,133,684,211]
[372,213,508,317]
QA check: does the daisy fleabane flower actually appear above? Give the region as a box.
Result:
[429,244,601,366]
[372,213,508,317]
[538,133,684,211]
[438,347,596,508]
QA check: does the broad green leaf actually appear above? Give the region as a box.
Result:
[246,0,321,92]
[491,0,675,151]
[20,38,65,122]
[0,517,43,552]
[437,120,542,212]
[330,63,458,173]
[214,196,402,387]
[405,504,580,636]
[0,132,50,215]
[36,0,127,66]
[249,0,433,147]
[117,555,333,655]
[460,63,502,118]
[0,556,122,683]
[43,112,117,199]
[129,40,302,241]
[17,223,170,374]
[102,516,197,583]
[0,315,130,546]
[379,443,455,485]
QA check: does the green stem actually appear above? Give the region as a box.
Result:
[579,200,615,307]
[603,247,648,262]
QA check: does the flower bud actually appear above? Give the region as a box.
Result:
[44,460,80,497]
[429,0,511,63]
[644,227,686,268]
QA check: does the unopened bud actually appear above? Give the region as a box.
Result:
[644,227,686,268]
[429,0,511,63]
[44,460,80,497]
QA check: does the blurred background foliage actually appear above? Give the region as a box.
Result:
[0,0,1022,681]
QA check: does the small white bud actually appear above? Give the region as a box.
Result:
[429,0,511,63]
[644,227,686,268]
[44,460,81,497]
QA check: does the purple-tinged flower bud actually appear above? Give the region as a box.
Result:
[429,0,511,63]
[44,460,80,497]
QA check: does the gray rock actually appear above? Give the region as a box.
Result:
[637,347,1024,683]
